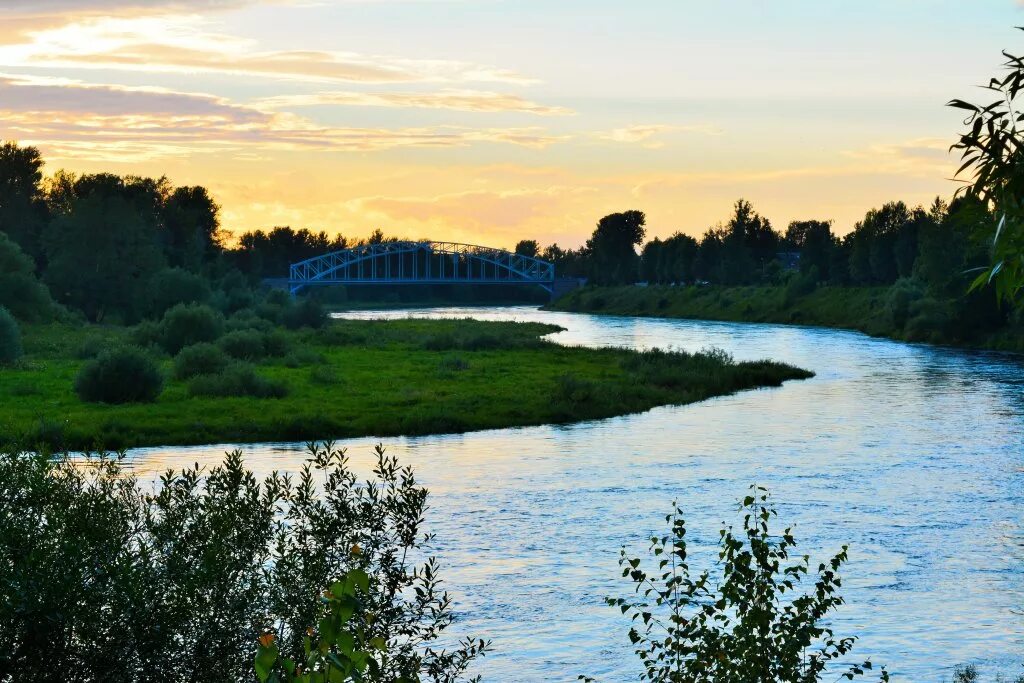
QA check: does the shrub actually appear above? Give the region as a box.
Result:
[595,487,886,683]
[226,309,274,333]
[188,363,288,398]
[886,278,926,330]
[146,267,211,318]
[173,342,230,380]
[0,232,55,322]
[130,319,163,348]
[74,346,164,404]
[218,329,267,360]
[783,266,818,306]
[159,303,225,354]
[281,297,328,330]
[0,307,23,364]
[0,443,486,682]
[263,330,290,357]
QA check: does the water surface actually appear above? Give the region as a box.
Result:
[128,306,1024,681]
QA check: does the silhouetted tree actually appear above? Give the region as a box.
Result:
[43,175,166,322]
[514,239,539,258]
[787,220,835,280]
[0,142,48,264]
[234,227,347,279]
[163,185,221,270]
[641,232,698,283]
[586,210,646,285]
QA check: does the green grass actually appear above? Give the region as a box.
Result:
[0,317,811,450]
[549,284,1024,352]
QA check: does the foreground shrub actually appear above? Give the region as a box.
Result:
[593,487,886,683]
[188,363,288,398]
[0,306,23,364]
[159,303,225,354]
[0,443,486,682]
[74,346,163,403]
[173,342,230,380]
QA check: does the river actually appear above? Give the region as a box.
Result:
[126,306,1024,681]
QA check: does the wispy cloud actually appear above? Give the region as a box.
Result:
[0,75,566,161]
[254,89,573,115]
[0,14,536,85]
[591,123,723,149]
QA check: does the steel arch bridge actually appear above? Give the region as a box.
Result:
[288,240,555,294]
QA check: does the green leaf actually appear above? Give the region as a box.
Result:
[255,645,279,682]
[348,568,370,594]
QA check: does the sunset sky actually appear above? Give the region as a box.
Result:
[0,1,1016,248]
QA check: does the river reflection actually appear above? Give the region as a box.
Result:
[126,306,1024,681]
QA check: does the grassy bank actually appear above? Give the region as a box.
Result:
[549,284,1024,353]
[1,317,811,449]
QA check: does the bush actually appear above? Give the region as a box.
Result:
[281,297,328,330]
[596,487,886,683]
[0,232,55,322]
[886,278,926,330]
[263,330,290,357]
[146,267,211,319]
[74,347,164,403]
[0,307,23,364]
[226,309,275,333]
[0,443,486,682]
[173,342,230,380]
[783,266,818,305]
[188,363,288,398]
[130,319,163,348]
[159,303,225,354]
[218,329,267,360]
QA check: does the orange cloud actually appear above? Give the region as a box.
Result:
[255,89,573,116]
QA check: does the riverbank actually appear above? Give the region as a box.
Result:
[1,317,811,450]
[548,285,1024,353]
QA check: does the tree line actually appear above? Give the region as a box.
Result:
[0,142,437,322]
[520,197,991,299]
[0,139,1000,324]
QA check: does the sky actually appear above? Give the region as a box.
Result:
[0,0,1018,248]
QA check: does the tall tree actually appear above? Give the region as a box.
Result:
[788,220,834,280]
[0,142,48,264]
[43,175,166,322]
[514,239,539,258]
[585,210,646,285]
[163,185,221,270]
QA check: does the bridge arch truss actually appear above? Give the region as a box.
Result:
[288,240,555,294]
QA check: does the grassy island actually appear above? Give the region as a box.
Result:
[1,317,811,450]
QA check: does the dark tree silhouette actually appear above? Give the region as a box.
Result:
[0,142,48,264]
[586,210,646,285]
[514,239,539,258]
